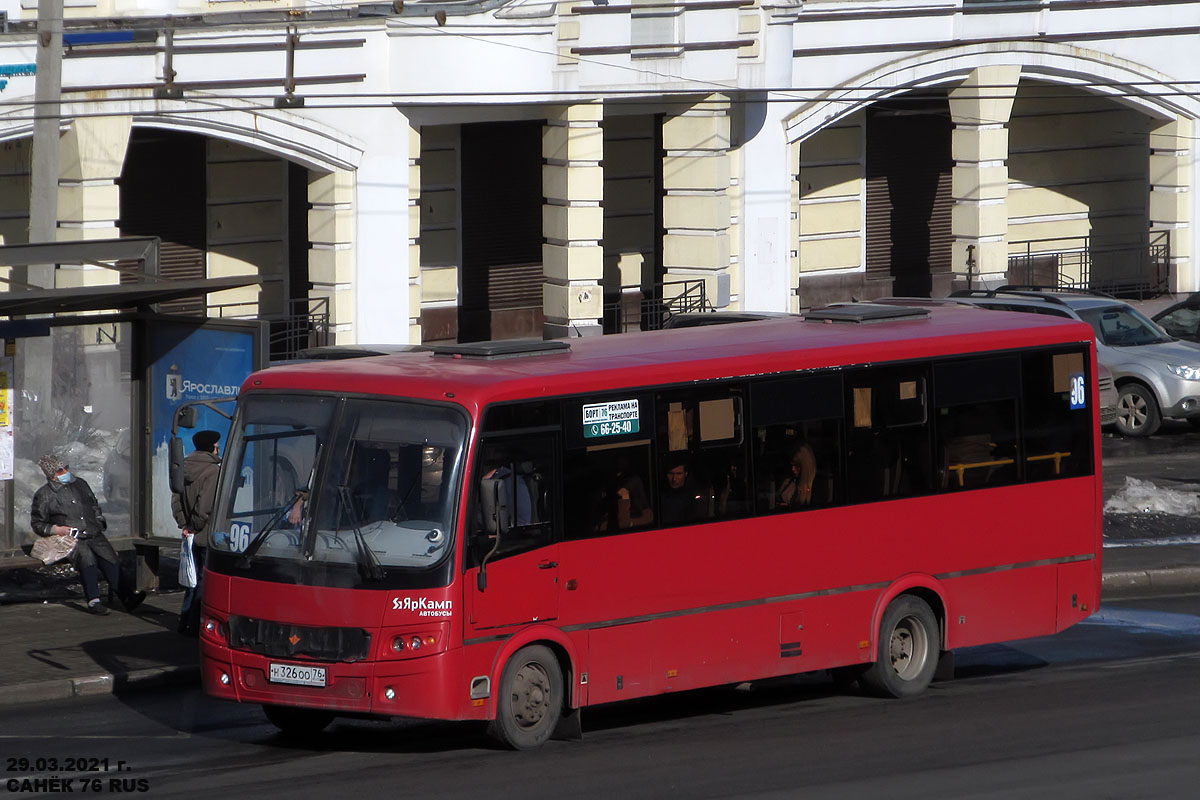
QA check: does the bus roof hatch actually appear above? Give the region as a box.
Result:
[430,339,572,359]
[804,303,930,324]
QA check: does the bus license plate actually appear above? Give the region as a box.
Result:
[269,663,326,687]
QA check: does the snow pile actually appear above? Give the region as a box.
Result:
[1104,476,1200,516]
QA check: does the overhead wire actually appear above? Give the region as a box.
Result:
[0,2,1197,123]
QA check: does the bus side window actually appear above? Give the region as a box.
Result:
[749,374,843,514]
[933,357,1019,492]
[844,365,932,503]
[564,442,655,539]
[1021,350,1093,480]
[655,388,748,525]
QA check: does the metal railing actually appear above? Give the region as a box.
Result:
[1007,232,1170,299]
[603,279,710,333]
[210,296,330,361]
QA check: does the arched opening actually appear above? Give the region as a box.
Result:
[119,128,318,359]
[865,94,954,298]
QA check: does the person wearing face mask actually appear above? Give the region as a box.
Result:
[30,453,145,616]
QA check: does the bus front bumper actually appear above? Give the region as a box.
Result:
[202,644,470,720]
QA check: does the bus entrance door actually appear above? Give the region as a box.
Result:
[468,542,560,629]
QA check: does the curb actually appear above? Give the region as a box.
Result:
[0,665,200,709]
[1102,566,1200,599]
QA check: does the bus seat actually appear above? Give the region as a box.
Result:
[517,461,541,525]
[351,447,392,524]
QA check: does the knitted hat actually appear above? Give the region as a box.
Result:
[38,453,66,479]
[192,430,220,451]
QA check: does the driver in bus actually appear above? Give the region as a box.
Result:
[480,456,533,529]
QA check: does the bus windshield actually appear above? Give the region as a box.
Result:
[210,394,467,576]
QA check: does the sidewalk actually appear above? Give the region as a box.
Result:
[0,589,200,708]
[0,543,1198,710]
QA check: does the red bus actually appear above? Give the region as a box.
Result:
[199,302,1102,749]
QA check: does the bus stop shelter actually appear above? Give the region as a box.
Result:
[0,237,265,569]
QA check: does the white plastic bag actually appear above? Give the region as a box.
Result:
[179,532,197,589]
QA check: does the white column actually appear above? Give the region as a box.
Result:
[309,168,356,343]
[662,96,732,310]
[56,116,131,301]
[1149,117,1193,292]
[742,100,792,311]
[354,109,413,344]
[407,124,422,342]
[543,102,605,339]
[948,66,1021,287]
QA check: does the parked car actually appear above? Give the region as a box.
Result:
[949,286,1200,436]
[1151,294,1200,343]
[1097,363,1118,427]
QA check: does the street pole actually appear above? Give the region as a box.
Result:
[30,0,62,265]
[25,0,63,438]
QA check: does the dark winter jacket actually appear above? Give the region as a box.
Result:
[30,476,118,570]
[171,450,221,546]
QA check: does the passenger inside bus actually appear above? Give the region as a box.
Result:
[593,455,653,532]
[713,460,748,518]
[778,441,818,508]
[659,456,709,525]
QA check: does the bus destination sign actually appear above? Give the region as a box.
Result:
[583,399,640,438]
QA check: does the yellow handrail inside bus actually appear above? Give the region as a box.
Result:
[1026,451,1072,475]
[946,458,1016,487]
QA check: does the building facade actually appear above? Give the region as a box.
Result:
[0,0,1196,346]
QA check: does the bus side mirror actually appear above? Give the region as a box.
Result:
[476,478,509,591]
[479,477,513,535]
[175,405,198,430]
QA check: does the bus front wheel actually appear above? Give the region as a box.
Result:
[262,704,335,736]
[488,645,563,750]
[860,596,939,698]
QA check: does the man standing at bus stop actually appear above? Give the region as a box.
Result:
[172,430,221,636]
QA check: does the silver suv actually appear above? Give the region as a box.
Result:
[949,287,1200,436]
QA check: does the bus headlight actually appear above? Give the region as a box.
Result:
[202,614,228,641]
[384,623,448,660]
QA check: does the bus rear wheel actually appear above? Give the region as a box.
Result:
[488,645,563,750]
[262,704,335,736]
[860,596,939,698]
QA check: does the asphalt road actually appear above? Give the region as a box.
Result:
[1102,420,1200,497]
[3,593,1199,799]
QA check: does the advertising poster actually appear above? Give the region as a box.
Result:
[148,322,259,538]
[0,355,12,481]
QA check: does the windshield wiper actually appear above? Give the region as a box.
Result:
[246,443,320,565]
[337,485,386,581]
[238,490,306,567]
